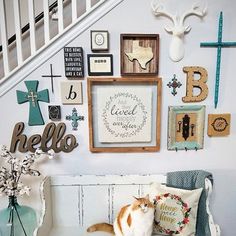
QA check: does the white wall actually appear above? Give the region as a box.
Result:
[0,0,236,235]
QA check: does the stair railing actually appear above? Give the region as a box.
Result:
[0,0,106,83]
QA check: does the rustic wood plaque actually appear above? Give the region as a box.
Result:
[208,113,231,136]
[64,47,84,78]
[120,34,159,76]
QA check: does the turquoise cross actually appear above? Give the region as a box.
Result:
[200,12,236,108]
[16,80,50,126]
[66,108,84,130]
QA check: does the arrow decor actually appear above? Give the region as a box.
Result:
[16,81,49,126]
[200,12,236,108]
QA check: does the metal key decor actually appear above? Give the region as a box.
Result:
[16,80,49,126]
[200,12,236,108]
[66,108,84,131]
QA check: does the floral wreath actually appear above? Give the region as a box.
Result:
[154,193,191,235]
[102,92,148,138]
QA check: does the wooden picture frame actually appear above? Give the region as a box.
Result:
[87,77,162,152]
[90,30,109,52]
[87,54,113,76]
[168,105,205,151]
[120,34,159,76]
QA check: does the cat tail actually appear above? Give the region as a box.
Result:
[87,223,115,235]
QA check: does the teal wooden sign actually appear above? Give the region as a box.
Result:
[200,12,236,108]
[16,80,49,126]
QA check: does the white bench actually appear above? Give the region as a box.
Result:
[35,174,220,236]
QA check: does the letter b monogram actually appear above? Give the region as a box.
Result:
[61,82,83,104]
[66,85,77,100]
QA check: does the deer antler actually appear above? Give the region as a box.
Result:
[151,0,177,27]
[180,2,207,27]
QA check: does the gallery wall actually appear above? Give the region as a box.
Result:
[0,0,235,235]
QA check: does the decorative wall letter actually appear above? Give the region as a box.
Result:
[182,66,208,103]
[10,122,78,153]
[16,80,49,126]
[60,81,83,104]
[208,113,231,137]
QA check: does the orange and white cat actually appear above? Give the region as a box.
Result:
[87,195,154,236]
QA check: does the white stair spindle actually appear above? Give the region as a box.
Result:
[43,0,50,43]
[13,0,23,65]
[71,0,77,23]
[86,0,91,11]
[28,0,36,55]
[58,0,64,33]
[0,0,10,74]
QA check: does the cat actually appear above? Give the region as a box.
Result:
[87,195,154,236]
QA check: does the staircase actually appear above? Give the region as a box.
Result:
[0,0,124,96]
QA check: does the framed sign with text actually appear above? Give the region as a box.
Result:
[87,54,113,76]
[87,77,162,152]
[64,47,84,78]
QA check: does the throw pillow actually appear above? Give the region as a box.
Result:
[149,182,203,236]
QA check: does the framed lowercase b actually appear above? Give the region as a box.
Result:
[87,77,162,152]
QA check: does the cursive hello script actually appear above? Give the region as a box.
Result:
[10,122,78,153]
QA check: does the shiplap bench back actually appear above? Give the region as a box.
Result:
[35,174,220,236]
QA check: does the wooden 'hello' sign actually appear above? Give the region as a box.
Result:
[10,122,78,153]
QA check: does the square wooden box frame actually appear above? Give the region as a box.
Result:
[87,77,162,152]
[168,105,206,151]
[120,34,159,76]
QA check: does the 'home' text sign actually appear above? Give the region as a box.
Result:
[64,47,84,78]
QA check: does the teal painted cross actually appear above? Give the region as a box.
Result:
[16,80,50,126]
[66,108,84,130]
[200,12,236,108]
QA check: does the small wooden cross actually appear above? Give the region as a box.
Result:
[16,80,49,126]
[66,108,84,130]
[200,12,236,108]
[42,64,62,93]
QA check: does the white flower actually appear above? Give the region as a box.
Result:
[19,186,31,196]
[47,149,55,159]
[35,148,44,158]
[0,145,8,152]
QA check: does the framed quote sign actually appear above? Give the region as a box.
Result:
[64,47,84,78]
[87,77,162,152]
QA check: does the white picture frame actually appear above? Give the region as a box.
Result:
[90,30,109,51]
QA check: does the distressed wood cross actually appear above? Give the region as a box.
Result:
[200,12,236,108]
[16,80,49,126]
[66,108,84,130]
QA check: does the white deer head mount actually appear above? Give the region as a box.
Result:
[151,0,207,62]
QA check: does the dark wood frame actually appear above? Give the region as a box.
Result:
[90,30,109,52]
[120,34,159,76]
[87,77,162,152]
[87,54,113,76]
